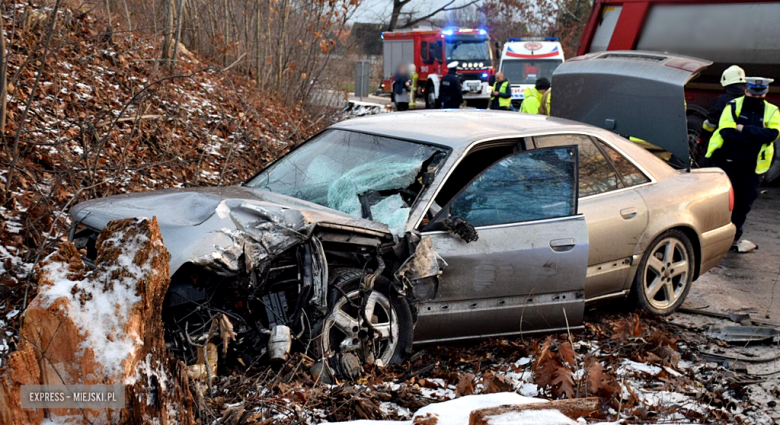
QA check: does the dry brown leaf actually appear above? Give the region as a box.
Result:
[558,341,576,367]
[551,366,575,399]
[456,373,475,396]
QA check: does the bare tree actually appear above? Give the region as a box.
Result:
[387,0,479,31]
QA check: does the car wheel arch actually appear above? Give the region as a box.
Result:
[638,225,702,282]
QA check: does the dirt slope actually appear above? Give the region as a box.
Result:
[0,2,320,355]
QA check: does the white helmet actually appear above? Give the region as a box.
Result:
[721,65,746,87]
[409,63,416,74]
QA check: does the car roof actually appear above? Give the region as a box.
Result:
[331,110,595,149]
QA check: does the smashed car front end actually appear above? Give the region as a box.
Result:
[69,131,450,372]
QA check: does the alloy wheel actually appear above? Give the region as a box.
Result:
[320,289,399,366]
[643,237,689,310]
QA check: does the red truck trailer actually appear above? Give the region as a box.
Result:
[382,28,495,108]
[577,0,780,181]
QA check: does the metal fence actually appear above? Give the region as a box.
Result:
[355,60,371,98]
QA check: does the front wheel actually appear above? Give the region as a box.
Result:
[630,230,695,315]
[425,83,439,109]
[313,269,412,366]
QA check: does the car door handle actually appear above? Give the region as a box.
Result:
[620,207,638,220]
[549,238,576,252]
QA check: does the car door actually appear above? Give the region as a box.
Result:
[533,134,650,300]
[413,145,589,344]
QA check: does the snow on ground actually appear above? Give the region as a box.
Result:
[324,392,625,425]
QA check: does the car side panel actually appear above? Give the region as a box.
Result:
[630,167,735,286]
[579,189,649,299]
[414,215,588,343]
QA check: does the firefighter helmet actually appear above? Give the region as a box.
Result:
[721,65,746,87]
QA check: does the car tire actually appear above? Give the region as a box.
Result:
[629,230,695,316]
[762,148,780,186]
[311,268,413,366]
[425,83,439,109]
[686,115,705,167]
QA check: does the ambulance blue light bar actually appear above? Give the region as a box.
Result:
[508,37,558,42]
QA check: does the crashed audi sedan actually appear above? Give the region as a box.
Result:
[68,108,735,370]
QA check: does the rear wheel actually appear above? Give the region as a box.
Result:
[313,269,412,366]
[630,230,695,315]
[686,115,705,168]
[425,83,439,109]
[763,150,780,186]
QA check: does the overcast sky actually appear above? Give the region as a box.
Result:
[351,0,480,24]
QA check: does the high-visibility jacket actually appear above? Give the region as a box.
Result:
[492,80,511,108]
[409,72,418,109]
[520,87,543,114]
[706,96,779,174]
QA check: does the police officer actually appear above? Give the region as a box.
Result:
[490,72,512,110]
[705,77,779,247]
[439,61,463,109]
[698,66,747,163]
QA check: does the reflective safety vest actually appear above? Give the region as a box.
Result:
[409,72,418,109]
[520,87,543,114]
[492,81,511,108]
[706,96,779,174]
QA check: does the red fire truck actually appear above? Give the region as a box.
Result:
[382,28,495,108]
[578,0,780,148]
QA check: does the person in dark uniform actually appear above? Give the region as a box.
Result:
[439,61,463,109]
[705,77,779,248]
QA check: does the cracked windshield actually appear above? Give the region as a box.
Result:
[247,130,444,235]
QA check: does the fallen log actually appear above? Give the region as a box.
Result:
[468,397,599,425]
[0,217,195,425]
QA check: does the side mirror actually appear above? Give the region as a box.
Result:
[443,216,478,243]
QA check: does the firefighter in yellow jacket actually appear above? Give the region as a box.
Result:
[705,77,779,247]
[520,78,550,114]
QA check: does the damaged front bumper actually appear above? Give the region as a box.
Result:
[69,187,448,375]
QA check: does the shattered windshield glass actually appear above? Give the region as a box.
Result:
[246,130,445,235]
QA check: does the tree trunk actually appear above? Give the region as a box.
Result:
[0,12,7,135]
[0,218,196,425]
[387,0,405,31]
[170,0,185,68]
[161,0,174,62]
[469,398,600,425]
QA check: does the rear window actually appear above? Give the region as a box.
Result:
[598,141,651,187]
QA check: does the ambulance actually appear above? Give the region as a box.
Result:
[498,38,565,109]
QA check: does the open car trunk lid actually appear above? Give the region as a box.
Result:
[551,51,712,167]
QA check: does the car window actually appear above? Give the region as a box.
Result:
[449,146,577,227]
[534,134,622,197]
[597,140,651,187]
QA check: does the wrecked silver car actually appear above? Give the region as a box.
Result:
[70,103,733,369]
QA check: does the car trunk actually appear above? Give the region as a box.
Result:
[551,51,712,167]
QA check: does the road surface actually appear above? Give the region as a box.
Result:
[684,185,780,321]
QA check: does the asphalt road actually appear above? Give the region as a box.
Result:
[684,185,780,321]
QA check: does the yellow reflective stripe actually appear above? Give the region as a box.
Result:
[702,120,716,132]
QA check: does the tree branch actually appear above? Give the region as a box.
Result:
[399,0,480,29]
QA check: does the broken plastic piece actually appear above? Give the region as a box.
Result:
[268,325,293,363]
[733,239,758,253]
[707,325,780,344]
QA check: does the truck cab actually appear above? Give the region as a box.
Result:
[382,28,495,108]
[499,38,565,109]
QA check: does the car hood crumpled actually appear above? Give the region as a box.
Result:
[70,186,391,274]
